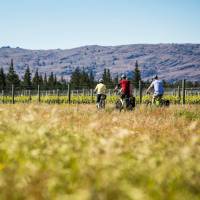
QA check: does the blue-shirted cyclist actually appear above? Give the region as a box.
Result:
[146,75,164,104]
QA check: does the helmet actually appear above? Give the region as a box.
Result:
[121,74,126,79]
[153,75,158,79]
[99,78,103,83]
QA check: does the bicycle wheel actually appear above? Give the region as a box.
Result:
[100,99,105,109]
[115,99,123,111]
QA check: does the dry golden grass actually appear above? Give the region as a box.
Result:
[0,104,200,200]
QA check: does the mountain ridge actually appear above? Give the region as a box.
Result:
[0,43,200,81]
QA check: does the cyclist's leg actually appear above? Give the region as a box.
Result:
[125,94,130,108]
[152,94,156,104]
[96,94,101,107]
[119,93,125,110]
[120,93,125,103]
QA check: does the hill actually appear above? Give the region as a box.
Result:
[0,44,200,81]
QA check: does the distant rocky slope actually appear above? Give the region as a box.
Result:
[0,44,200,81]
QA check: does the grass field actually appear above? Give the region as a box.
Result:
[0,104,200,200]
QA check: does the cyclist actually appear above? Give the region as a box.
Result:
[146,75,164,104]
[94,78,106,108]
[114,74,132,106]
[116,74,131,98]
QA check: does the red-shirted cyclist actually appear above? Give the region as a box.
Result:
[115,74,131,99]
[114,74,135,110]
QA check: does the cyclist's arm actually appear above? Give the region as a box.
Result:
[146,82,154,93]
[114,83,120,91]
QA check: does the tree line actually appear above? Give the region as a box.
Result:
[70,61,142,89]
[0,59,142,91]
[0,59,199,91]
[0,59,68,90]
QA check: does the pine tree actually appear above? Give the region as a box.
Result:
[133,60,141,89]
[32,68,40,88]
[80,68,90,88]
[43,73,48,89]
[0,67,6,90]
[60,75,67,89]
[23,65,32,89]
[102,69,107,84]
[102,68,113,88]
[89,70,95,88]
[54,74,57,86]
[70,67,81,89]
[6,59,20,88]
[39,74,43,88]
[106,69,113,88]
[48,72,55,89]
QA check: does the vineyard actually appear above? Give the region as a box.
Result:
[0,94,200,104]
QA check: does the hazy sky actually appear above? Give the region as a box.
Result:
[0,0,200,49]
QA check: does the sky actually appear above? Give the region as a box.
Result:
[0,0,200,49]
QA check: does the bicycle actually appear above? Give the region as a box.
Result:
[115,95,135,112]
[146,93,170,107]
[97,94,106,109]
